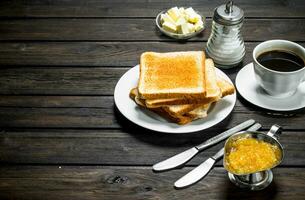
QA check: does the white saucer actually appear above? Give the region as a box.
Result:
[235,63,305,111]
[114,65,236,133]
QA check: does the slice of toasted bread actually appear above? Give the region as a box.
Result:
[144,58,220,108]
[129,87,193,124]
[205,59,221,98]
[163,76,235,117]
[129,73,235,125]
[217,77,235,97]
[185,103,211,119]
[162,103,202,116]
[183,77,235,120]
[130,87,146,107]
[154,108,194,125]
[138,51,206,100]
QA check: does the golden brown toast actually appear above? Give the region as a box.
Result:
[205,59,221,98]
[144,58,220,108]
[138,51,206,100]
[129,87,193,125]
[131,55,235,125]
[158,76,233,117]
[185,103,211,119]
[129,74,235,125]
[217,77,236,97]
[184,76,235,120]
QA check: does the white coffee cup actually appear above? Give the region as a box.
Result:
[253,40,305,98]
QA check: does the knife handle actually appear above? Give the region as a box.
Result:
[247,123,262,132]
[196,119,255,151]
[212,148,224,161]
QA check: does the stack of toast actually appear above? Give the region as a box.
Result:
[129,51,235,125]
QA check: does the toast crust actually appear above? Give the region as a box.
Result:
[129,88,194,125]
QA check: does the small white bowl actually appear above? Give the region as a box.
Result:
[156,9,205,40]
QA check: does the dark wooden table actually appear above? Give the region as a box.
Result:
[0,1,305,199]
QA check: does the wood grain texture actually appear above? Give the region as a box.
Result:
[0,129,304,166]
[0,1,305,199]
[0,19,305,41]
[0,96,303,129]
[0,67,126,95]
[0,42,303,66]
[1,0,305,18]
[0,166,304,200]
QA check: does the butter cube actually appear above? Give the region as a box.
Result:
[190,14,201,23]
[187,23,195,32]
[185,7,196,16]
[167,7,181,21]
[194,21,204,31]
[161,13,176,25]
[185,7,201,23]
[175,16,187,26]
[160,14,166,23]
[179,7,185,15]
[179,23,190,34]
[162,21,177,33]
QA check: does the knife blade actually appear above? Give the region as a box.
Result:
[153,119,255,172]
[174,123,262,188]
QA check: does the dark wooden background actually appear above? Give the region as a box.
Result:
[0,0,305,199]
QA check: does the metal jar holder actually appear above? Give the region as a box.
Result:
[223,125,284,190]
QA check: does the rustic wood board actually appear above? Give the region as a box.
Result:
[1,0,305,18]
[0,166,304,200]
[0,97,303,129]
[0,19,304,41]
[0,129,304,166]
[0,42,303,66]
[1,0,305,199]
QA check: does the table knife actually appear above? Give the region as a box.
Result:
[174,123,262,188]
[153,119,255,172]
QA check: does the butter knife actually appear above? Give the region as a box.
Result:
[153,119,255,172]
[174,123,262,188]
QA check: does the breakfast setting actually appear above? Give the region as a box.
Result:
[114,0,305,193]
[1,0,305,199]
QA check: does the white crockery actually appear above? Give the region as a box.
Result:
[253,40,305,98]
[114,65,236,133]
[236,63,305,111]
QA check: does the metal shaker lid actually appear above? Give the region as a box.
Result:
[213,1,244,25]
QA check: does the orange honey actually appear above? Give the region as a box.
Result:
[225,137,281,174]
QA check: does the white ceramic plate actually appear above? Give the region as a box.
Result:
[114,65,236,133]
[236,63,305,111]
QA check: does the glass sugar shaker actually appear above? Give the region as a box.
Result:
[206,1,245,68]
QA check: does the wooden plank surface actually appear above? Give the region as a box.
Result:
[0,0,305,199]
[0,67,125,95]
[1,0,305,18]
[0,166,304,200]
[0,42,303,67]
[1,19,305,41]
[0,129,304,166]
[0,95,303,129]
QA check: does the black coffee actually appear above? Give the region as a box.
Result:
[257,50,304,72]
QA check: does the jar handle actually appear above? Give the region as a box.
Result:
[266,124,282,140]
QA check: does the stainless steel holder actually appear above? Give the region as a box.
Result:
[206,1,245,68]
[225,125,283,190]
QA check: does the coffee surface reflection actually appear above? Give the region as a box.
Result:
[257,50,304,72]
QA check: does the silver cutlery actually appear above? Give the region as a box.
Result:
[153,119,255,172]
[174,123,262,188]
